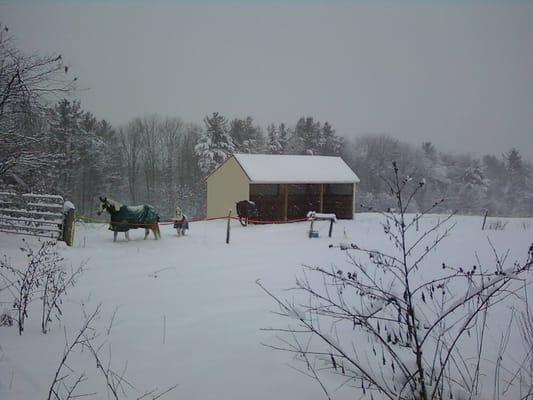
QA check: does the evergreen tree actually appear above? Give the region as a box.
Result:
[421,142,437,161]
[194,112,235,175]
[47,100,96,199]
[229,116,265,153]
[294,116,322,155]
[505,148,525,186]
[278,123,290,152]
[321,122,343,156]
[266,124,282,154]
[504,148,528,215]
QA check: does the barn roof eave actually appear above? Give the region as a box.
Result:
[204,155,252,182]
[248,180,360,185]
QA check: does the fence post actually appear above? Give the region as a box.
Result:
[481,209,489,231]
[328,219,334,238]
[308,218,315,238]
[226,209,232,244]
[62,201,76,246]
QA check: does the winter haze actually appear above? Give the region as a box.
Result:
[2,0,532,159]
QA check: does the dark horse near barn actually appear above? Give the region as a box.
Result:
[97,197,161,241]
[236,200,258,226]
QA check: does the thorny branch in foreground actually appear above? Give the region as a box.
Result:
[47,304,178,400]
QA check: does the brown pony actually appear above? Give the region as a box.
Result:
[97,197,161,242]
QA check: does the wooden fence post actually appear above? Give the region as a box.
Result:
[481,209,489,231]
[226,209,232,244]
[62,201,76,246]
[328,219,334,238]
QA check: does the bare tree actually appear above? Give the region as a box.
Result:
[139,115,162,204]
[0,24,76,179]
[119,121,143,203]
[259,161,533,400]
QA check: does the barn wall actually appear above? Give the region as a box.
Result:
[322,183,355,219]
[207,157,250,218]
[250,183,357,221]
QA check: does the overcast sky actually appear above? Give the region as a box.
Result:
[2,0,532,159]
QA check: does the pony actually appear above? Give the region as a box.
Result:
[173,206,189,237]
[97,197,161,241]
[173,216,189,236]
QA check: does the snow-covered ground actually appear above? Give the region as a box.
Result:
[0,214,531,399]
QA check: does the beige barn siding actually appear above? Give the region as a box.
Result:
[207,157,250,218]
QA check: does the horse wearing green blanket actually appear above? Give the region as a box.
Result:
[97,197,161,241]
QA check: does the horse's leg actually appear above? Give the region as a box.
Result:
[144,228,149,240]
[113,231,118,242]
[156,224,161,239]
[125,231,130,241]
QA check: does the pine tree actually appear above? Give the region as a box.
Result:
[504,148,528,215]
[266,124,282,154]
[321,122,343,156]
[505,148,524,186]
[229,116,265,154]
[278,123,290,153]
[47,100,87,198]
[195,112,235,175]
[294,116,322,155]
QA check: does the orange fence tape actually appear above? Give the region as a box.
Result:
[78,214,310,226]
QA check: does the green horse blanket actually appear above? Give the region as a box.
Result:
[110,204,159,232]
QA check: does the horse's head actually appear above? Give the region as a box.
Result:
[97,196,108,216]
[98,197,122,215]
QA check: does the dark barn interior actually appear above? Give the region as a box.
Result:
[249,183,354,221]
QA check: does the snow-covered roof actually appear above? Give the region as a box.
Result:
[233,154,360,184]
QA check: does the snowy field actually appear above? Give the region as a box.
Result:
[0,213,532,400]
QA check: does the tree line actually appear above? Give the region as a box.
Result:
[1,25,532,219]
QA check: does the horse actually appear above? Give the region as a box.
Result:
[97,197,161,241]
[236,200,258,226]
[173,206,189,237]
[173,216,189,236]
